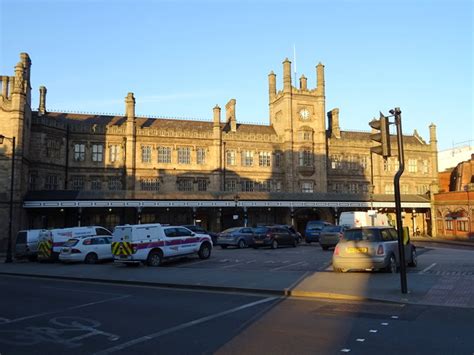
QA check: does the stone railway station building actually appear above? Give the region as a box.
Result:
[0,53,440,249]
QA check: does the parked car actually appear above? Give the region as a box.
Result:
[15,229,44,261]
[181,225,218,245]
[319,225,348,250]
[59,236,113,264]
[216,227,255,249]
[265,224,302,243]
[332,226,417,273]
[305,220,333,243]
[252,226,298,249]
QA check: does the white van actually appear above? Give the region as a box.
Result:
[112,223,212,266]
[338,211,389,228]
[15,229,44,261]
[37,226,112,261]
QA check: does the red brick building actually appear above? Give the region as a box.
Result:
[433,154,474,239]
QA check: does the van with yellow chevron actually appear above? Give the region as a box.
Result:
[112,223,213,266]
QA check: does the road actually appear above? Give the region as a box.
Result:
[0,242,473,354]
[0,276,473,355]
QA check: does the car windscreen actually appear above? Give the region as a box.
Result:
[307,225,324,231]
[343,229,381,242]
[63,239,79,247]
[221,227,240,234]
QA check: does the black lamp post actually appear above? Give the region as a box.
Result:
[234,194,240,225]
[0,135,16,263]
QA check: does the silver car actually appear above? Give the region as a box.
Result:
[332,227,417,273]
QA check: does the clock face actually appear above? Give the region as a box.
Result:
[299,108,310,120]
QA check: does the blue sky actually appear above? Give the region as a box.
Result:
[1,0,472,151]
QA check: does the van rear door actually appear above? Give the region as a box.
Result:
[112,226,133,258]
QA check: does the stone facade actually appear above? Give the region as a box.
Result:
[0,53,438,248]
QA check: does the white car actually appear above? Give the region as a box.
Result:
[59,236,113,264]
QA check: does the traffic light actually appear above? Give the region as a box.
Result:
[369,112,391,158]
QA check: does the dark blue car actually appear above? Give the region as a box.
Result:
[304,220,332,243]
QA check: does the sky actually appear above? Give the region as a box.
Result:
[0,0,472,151]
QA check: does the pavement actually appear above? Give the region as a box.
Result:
[411,235,474,247]
[0,236,473,308]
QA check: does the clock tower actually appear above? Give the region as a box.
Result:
[268,58,327,193]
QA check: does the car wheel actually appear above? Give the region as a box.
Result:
[220,245,227,249]
[198,243,212,259]
[386,255,398,273]
[321,245,329,251]
[147,250,163,267]
[84,253,98,264]
[271,240,278,249]
[305,239,311,244]
[292,239,297,247]
[408,248,417,267]
[238,239,247,249]
[333,266,342,273]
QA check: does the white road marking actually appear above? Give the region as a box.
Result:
[419,263,437,274]
[264,260,276,264]
[381,322,389,326]
[221,263,242,269]
[246,260,256,264]
[391,315,399,319]
[3,294,130,325]
[369,329,378,333]
[340,349,351,352]
[356,338,365,342]
[270,261,305,271]
[93,296,278,355]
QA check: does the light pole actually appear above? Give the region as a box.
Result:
[234,194,240,225]
[0,135,16,263]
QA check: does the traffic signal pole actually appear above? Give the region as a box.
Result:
[391,107,408,294]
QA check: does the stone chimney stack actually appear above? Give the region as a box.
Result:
[316,62,325,94]
[429,123,437,146]
[226,99,237,132]
[283,58,292,93]
[328,108,341,139]
[20,53,31,84]
[213,105,221,126]
[268,71,276,101]
[38,86,47,115]
[299,75,307,90]
[125,92,135,121]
